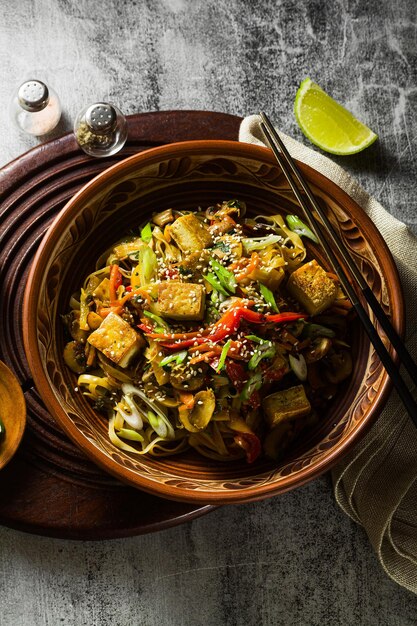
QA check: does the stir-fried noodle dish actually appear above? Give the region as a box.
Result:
[63,200,353,463]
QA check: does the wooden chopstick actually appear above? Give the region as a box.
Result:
[259,111,417,424]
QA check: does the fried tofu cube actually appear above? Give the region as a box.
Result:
[263,385,311,428]
[287,260,337,315]
[92,278,111,302]
[170,214,213,253]
[156,281,205,321]
[87,312,144,368]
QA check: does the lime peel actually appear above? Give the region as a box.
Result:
[294,77,378,155]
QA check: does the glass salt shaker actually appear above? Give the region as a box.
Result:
[10,79,62,136]
[73,102,128,157]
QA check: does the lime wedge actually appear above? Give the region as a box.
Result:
[294,77,378,155]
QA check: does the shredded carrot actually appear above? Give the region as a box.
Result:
[235,253,260,281]
[178,392,195,410]
[115,293,134,306]
[189,341,246,360]
[188,343,221,354]
[113,287,152,307]
[109,264,122,303]
[98,305,123,318]
[189,351,216,365]
[229,258,246,271]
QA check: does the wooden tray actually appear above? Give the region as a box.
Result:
[0,111,241,539]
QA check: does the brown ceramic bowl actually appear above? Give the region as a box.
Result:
[23,140,403,504]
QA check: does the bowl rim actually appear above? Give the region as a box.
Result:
[23,139,405,503]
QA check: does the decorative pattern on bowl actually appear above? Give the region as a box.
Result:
[23,141,403,504]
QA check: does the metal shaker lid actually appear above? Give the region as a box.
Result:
[18,80,50,112]
[85,103,117,134]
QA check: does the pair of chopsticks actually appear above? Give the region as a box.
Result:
[259,112,417,424]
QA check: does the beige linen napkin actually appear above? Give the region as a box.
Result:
[240,115,417,594]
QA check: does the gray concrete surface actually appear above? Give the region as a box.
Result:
[1,1,417,624]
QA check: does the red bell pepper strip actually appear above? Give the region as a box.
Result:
[137,322,155,334]
[205,309,308,343]
[234,432,262,463]
[109,264,123,303]
[160,338,198,350]
[147,302,253,343]
[148,306,308,345]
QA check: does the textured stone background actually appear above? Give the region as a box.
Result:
[1,1,417,624]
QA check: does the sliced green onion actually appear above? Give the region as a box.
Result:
[240,372,263,402]
[242,234,282,253]
[143,310,170,330]
[259,283,279,313]
[139,246,157,285]
[160,351,188,368]
[117,394,144,430]
[147,410,168,439]
[216,339,232,372]
[245,334,264,344]
[289,353,308,381]
[286,215,319,244]
[116,428,144,442]
[210,258,236,294]
[121,383,170,420]
[204,272,229,296]
[248,341,276,370]
[140,222,153,243]
[146,409,176,440]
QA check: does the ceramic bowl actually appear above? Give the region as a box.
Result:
[23,140,403,504]
[0,360,26,471]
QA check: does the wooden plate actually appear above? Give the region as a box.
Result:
[0,111,241,538]
[22,139,404,504]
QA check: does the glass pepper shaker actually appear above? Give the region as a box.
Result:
[10,79,62,136]
[73,102,128,157]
